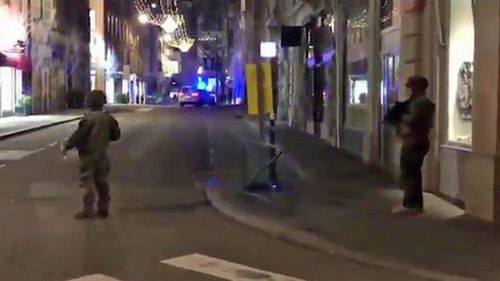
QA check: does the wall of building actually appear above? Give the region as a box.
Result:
[243,0,500,221]
[104,0,150,104]
[0,1,27,117]
[29,0,90,113]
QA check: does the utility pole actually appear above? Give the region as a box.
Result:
[364,0,382,163]
[334,0,347,148]
[247,0,266,140]
[312,16,325,138]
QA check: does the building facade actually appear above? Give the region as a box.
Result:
[194,0,232,101]
[0,0,28,117]
[104,0,149,104]
[0,0,90,116]
[30,0,90,113]
[243,0,500,222]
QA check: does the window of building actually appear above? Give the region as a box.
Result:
[115,18,119,37]
[348,75,368,104]
[110,16,114,36]
[447,0,474,145]
[344,0,369,135]
[31,0,42,20]
[380,0,393,29]
[90,9,96,31]
[42,0,54,20]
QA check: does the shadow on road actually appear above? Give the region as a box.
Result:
[117,199,211,214]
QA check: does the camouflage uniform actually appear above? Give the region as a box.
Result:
[66,110,121,217]
[399,94,435,209]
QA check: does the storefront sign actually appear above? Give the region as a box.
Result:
[0,50,29,70]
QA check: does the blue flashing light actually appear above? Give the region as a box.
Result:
[207,78,217,92]
[196,77,207,90]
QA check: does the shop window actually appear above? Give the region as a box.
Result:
[89,9,96,31]
[382,54,399,108]
[346,0,368,43]
[344,59,369,131]
[447,0,474,145]
[348,75,368,104]
[42,0,54,21]
[381,0,393,29]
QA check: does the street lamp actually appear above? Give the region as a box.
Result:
[260,41,277,58]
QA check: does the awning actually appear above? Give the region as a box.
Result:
[0,51,30,71]
[0,52,6,65]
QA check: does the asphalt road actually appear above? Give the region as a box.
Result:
[0,106,430,281]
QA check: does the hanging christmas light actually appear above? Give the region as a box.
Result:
[138,13,148,24]
[134,0,168,25]
[160,14,178,33]
[176,38,195,53]
[346,0,400,29]
[134,0,195,52]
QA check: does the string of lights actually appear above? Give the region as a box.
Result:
[133,0,195,52]
[134,0,167,25]
[347,0,399,29]
[163,0,194,52]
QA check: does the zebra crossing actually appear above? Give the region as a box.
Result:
[68,275,121,281]
[0,149,44,161]
[68,253,305,281]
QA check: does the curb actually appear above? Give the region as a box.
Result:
[0,116,82,140]
[205,187,478,281]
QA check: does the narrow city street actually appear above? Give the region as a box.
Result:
[0,106,431,281]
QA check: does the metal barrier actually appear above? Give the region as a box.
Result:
[239,127,285,193]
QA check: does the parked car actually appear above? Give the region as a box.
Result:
[179,86,216,107]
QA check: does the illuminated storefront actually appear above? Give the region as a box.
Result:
[341,0,370,157]
[163,60,180,78]
[89,5,106,92]
[447,0,474,145]
[0,5,27,117]
[105,46,118,104]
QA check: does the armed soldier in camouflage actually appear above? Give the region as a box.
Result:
[392,76,435,215]
[63,90,121,220]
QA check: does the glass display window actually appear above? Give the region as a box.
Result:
[348,75,368,104]
[447,0,474,145]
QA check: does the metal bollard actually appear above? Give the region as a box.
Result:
[268,115,279,191]
[241,141,249,189]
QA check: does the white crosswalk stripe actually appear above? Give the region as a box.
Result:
[135,107,153,112]
[162,253,306,281]
[0,150,41,161]
[67,274,122,281]
[67,254,306,281]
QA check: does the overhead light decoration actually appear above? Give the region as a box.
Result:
[138,13,148,24]
[161,15,178,33]
[134,0,195,52]
[174,38,195,53]
[347,0,399,29]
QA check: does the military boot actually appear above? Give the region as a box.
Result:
[74,205,95,220]
[97,208,108,219]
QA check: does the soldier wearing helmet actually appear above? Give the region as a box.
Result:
[63,90,121,219]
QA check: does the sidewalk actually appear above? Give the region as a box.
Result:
[207,116,500,281]
[0,110,84,140]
